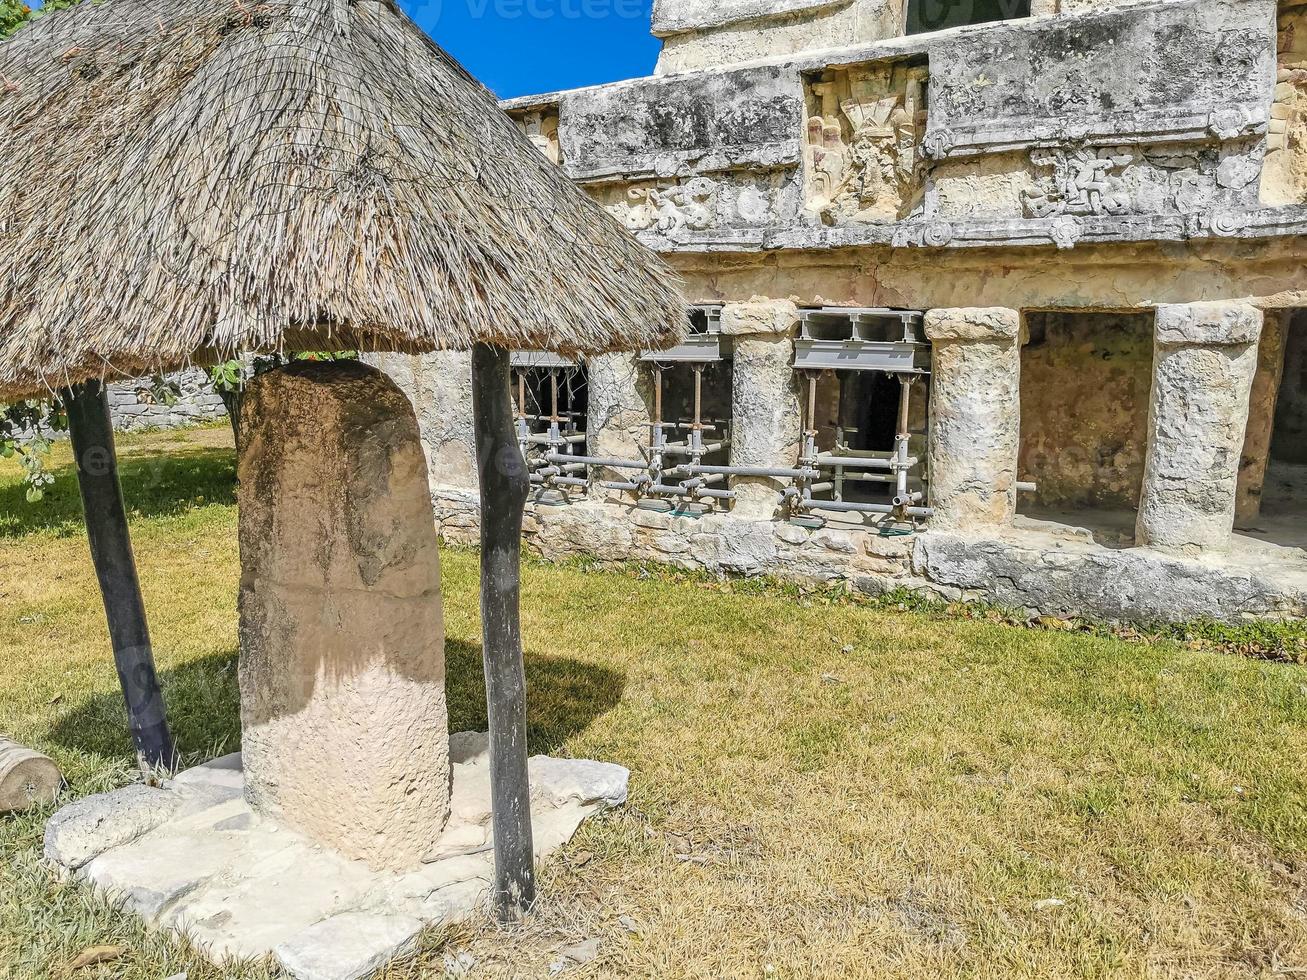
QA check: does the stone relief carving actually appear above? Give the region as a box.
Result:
[512,109,562,166]
[617,177,718,234]
[1021,147,1134,219]
[1020,143,1258,220]
[804,61,929,225]
[590,172,797,236]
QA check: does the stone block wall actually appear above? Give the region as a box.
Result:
[107,369,228,432]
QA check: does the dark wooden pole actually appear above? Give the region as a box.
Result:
[471,343,537,920]
[63,380,176,774]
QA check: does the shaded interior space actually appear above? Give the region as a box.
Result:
[906,0,1030,35]
[809,368,929,506]
[1017,311,1154,548]
[515,364,589,440]
[657,360,734,470]
[1236,310,1307,553]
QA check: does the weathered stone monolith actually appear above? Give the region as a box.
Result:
[1137,302,1263,555]
[925,308,1022,530]
[238,361,450,871]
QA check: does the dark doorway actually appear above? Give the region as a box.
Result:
[906,0,1031,35]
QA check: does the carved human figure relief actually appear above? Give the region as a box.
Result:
[512,109,562,166]
[804,61,929,225]
[604,177,719,233]
[1021,147,1134,218]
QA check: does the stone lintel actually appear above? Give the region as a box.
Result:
[720,299,800,337]
[1154,302,1264,348]
[924,308,1022,344]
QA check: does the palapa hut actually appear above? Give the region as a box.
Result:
[0,0,684,920]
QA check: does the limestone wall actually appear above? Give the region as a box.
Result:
[1019,312,1154,509]
[108,369,228,432]
[653,0,906,75]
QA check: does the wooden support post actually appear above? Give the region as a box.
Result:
[471,343,537,921]
[63,380,176,774]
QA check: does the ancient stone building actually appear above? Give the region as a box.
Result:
[379,0,1307,624]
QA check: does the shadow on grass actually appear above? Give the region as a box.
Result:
[0,446,238,539]
[48,639,625,766]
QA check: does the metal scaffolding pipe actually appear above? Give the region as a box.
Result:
[546,452,648,470]
[801,499,933,519]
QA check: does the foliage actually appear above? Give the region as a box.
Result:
[207,351,359,395]
[0,0,78,40]
[0,400,67,502]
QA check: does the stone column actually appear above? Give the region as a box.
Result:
[238,361,450,872]
[1236,310,1286,525]
[368,351,478,491]
[723,300,801,521]
[586,352,654,498]
[1137,302,1263,555]
[924,308,1022,531]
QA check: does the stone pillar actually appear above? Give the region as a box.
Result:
[586,352,654,497]
[238,361,450,872]
[1136,302,1263,555]
[1236,310,1287,525]
[368,351,478,491]
[723,301,801,520]
[1233,314,1286,530]
[924,308,1022,531]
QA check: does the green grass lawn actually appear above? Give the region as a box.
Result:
[3,427,1307,978]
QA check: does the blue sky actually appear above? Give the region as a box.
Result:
[30,0,660,99]
[399,0,661,98]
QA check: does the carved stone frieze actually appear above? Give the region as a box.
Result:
[590,172,798,236]
[1020,142,1260,220]
[804,60,928,225]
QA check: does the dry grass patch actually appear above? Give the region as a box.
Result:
[1,427,1306,978]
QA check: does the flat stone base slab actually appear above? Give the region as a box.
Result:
[44,735,629,980]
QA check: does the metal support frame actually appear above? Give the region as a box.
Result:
[512,353,588,500]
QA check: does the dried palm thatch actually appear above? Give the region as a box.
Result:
[0,0,686,399]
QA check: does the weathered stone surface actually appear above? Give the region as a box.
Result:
[44,747,630,976]
[368,351,478,491]
[926,308,1022,530]
[1136,303,1263,555]
[916,529,1307,624]
[44,785,178,870]
[274,913,425,980]
[586,353,654,496]
[238,361,450,871]
[720,299,799,337]
[559,66,806,183]
[730,333,801,519]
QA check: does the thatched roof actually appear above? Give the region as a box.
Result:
[0,0,685,399]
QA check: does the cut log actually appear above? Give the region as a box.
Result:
[0,739,62,811]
